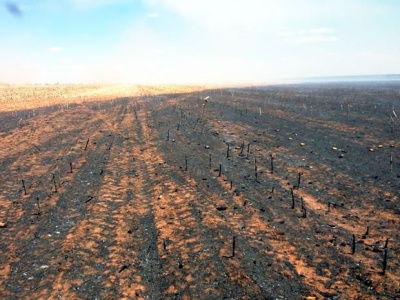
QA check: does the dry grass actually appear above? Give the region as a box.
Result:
[0,84,205,112]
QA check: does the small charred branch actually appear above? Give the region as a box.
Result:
[290,188,295,209]
[22,179,27,195]
[84,138,90,151]
[270,154,274,173]
[33,144,41,152]
[352,234,356,254]
[85,196,94,203]
[218,164,222,177]
[297,172,304,189]
[226,143,230,158]
[52,173,57,193]
[382,248,388,275]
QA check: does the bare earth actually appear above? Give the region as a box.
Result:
[0,83,399,299]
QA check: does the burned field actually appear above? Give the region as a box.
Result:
[0,83,399,299]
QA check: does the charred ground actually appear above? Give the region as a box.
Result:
[0,83,399,299]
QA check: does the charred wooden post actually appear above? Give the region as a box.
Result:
[218,164,222,177]
[69,161,73,173]
[185,156,188,171]
[246,143,250,158]
[327,202,331,212]
[226,143,230,158]
[230,181,233,190]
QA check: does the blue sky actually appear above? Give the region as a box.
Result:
[1,0,399,84]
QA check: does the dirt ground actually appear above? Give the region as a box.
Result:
[0,83,399,299]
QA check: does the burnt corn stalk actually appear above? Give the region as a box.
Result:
[384,238,389,249]
[240,141,245,156]
[364,226,369,236]
[291,188,295,209]
[22,179,27,195]
[302,206,307,218]
[52,173,57,193]
[270,153,274,173]
[232,236,236,258]
[382,248,388,275]
[36,197,41,216]
[163,239,167,250]
[352,234,356,254]
[297,171,303,188]
[84,138,90,151]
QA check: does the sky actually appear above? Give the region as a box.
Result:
[1,0,400,84]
